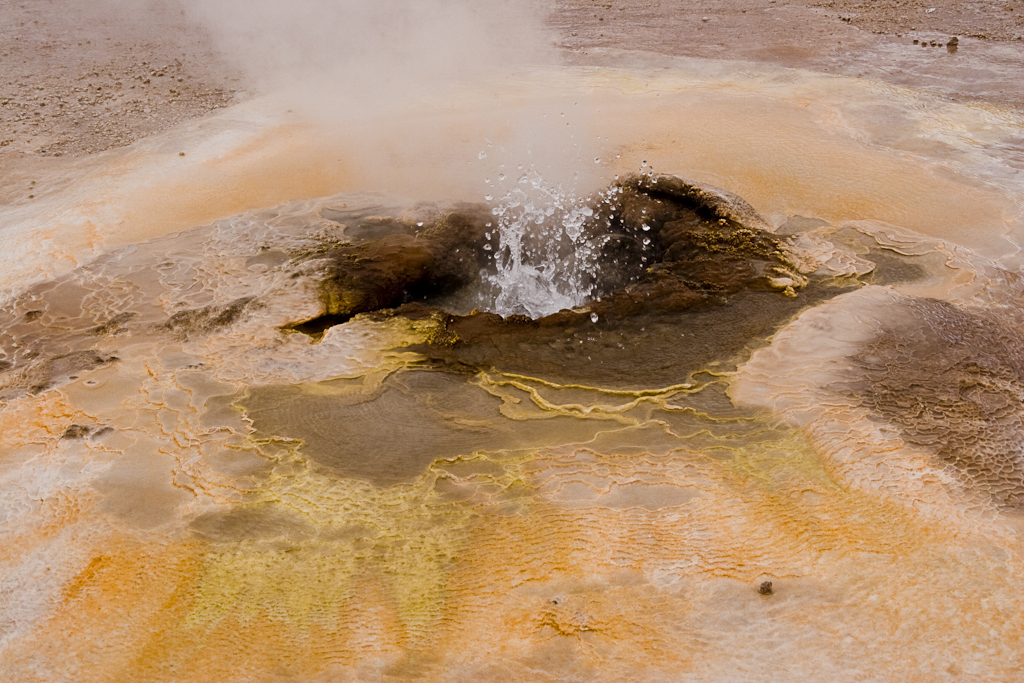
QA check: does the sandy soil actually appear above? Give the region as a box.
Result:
[0,1,243,205]
[0,1,241,156]
[1,0,1022,206]
[551,0,1024,110]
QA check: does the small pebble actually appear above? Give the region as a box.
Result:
[178,151,185,156]
[759,581,774,595]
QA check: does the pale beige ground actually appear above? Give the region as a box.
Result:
[553,0,1024,110]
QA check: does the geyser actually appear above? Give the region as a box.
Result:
[283,172,804,339]
[3,1,1024,680]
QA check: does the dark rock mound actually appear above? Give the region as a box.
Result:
[293,174,804,339]
[286,206,493,334]
[352,174,821,387]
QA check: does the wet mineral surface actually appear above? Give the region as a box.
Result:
[4,159,1024,680]
[3,0,1024,674]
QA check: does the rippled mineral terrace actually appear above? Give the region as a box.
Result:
[2,3,1024,682]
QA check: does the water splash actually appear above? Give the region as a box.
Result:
[482,167,603,318]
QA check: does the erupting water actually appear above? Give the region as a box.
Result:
[483,168,599,317]
[482,168,652,318]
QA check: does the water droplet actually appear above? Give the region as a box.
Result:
[616,153,620,158]
[498,173,505,181]
[641,160,648,167]
[642,237,651,246]
[642,224,650,231]
[478,151,487,159]
[417,222,424,227]
[483,244,492,251]
[594,157,601,164]
[590,312,599,323]
[484,177,491,185]
[485,194,493,201]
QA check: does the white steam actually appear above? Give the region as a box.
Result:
[181,0,555,113]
